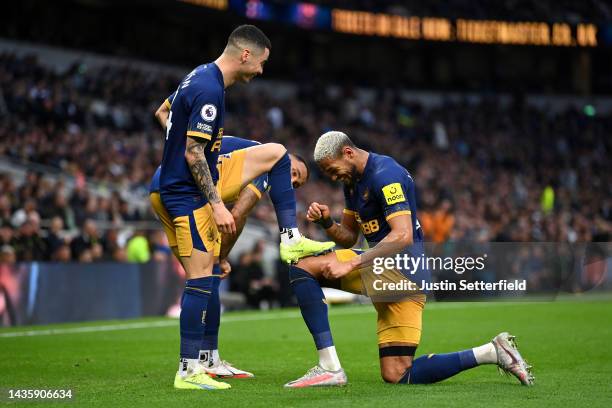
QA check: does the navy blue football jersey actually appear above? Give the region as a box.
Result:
[159,63,225,217]
[163,95,256,156]
[219,135,259,154]
[151,136,270,196]
[343,152,423,246]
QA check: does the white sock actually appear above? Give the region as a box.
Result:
[472,342,497,365]
[280,227,302,245]
[178,358,200,376]
[198,349,220,368]
[318,346,342,371]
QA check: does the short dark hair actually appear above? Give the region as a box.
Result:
[292,154,310,182]
[228,25,271,52]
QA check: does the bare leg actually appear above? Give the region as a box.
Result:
[240,143,286,189]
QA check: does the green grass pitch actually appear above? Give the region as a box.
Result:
[1,297,611,407]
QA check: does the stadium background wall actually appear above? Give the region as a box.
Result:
[0,260,183,326]
[2,241,610,327]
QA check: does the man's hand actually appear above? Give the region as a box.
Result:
[212,202,236,234]
[307,202,331,223]
[322,257,356,280]
[219,259,231,279]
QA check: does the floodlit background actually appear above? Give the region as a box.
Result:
[0,0,610,326]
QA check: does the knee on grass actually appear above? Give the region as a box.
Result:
[381,362,412,384]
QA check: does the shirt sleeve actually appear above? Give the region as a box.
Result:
[186,90,221,141]
[342,185,357,217]
[164,91,176,109]
[374,167,415,221]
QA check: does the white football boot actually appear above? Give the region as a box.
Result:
[492,332,535,386]
[202,360,254,379]
[284,365,348,388]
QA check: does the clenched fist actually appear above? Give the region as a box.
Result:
[306,202,331,223]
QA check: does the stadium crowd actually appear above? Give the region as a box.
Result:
[0,52,611,267]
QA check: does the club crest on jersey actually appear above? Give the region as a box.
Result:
[382,183,405,205]
[201,104,217,122]
[206,226,217,243]
[362,188,370,201]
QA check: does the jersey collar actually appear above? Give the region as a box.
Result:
[210,62,225,88]
[357,152,375,184]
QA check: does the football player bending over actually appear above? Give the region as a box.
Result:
[150,136,315,381]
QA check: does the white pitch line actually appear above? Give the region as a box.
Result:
[0,320,177,338]
[0,307,371,338]
[0,301,538,339]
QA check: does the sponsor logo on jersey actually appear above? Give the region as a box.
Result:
[201,104,217,122]
[382,183,406,205]
[197,122,213,133]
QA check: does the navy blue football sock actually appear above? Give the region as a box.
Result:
[180,276,214,359]
[202,265,221,351]
[290,266,333,349]
[399,350,478,384]
[268,153,297,229]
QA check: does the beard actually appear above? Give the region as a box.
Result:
[239,72,256,83]
[340,164,359,185]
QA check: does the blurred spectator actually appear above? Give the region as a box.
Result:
[0,245,16,265]
[70,219,102,262]
[151,230,172,263]
[0,222,14,247]
[242,241,279,309]
[10,198,37,228]
[11,217,46,261]
[421,199,455,243]
[230,252,251,297]
[0,194,12,225]
[52,244,72,262]
[45,216,66,259]
[126,231,150,263]
[42,191,75,230]
[102,228,125,261]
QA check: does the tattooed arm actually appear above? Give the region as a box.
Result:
[184,136,236,234]
[185,136,220,203]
